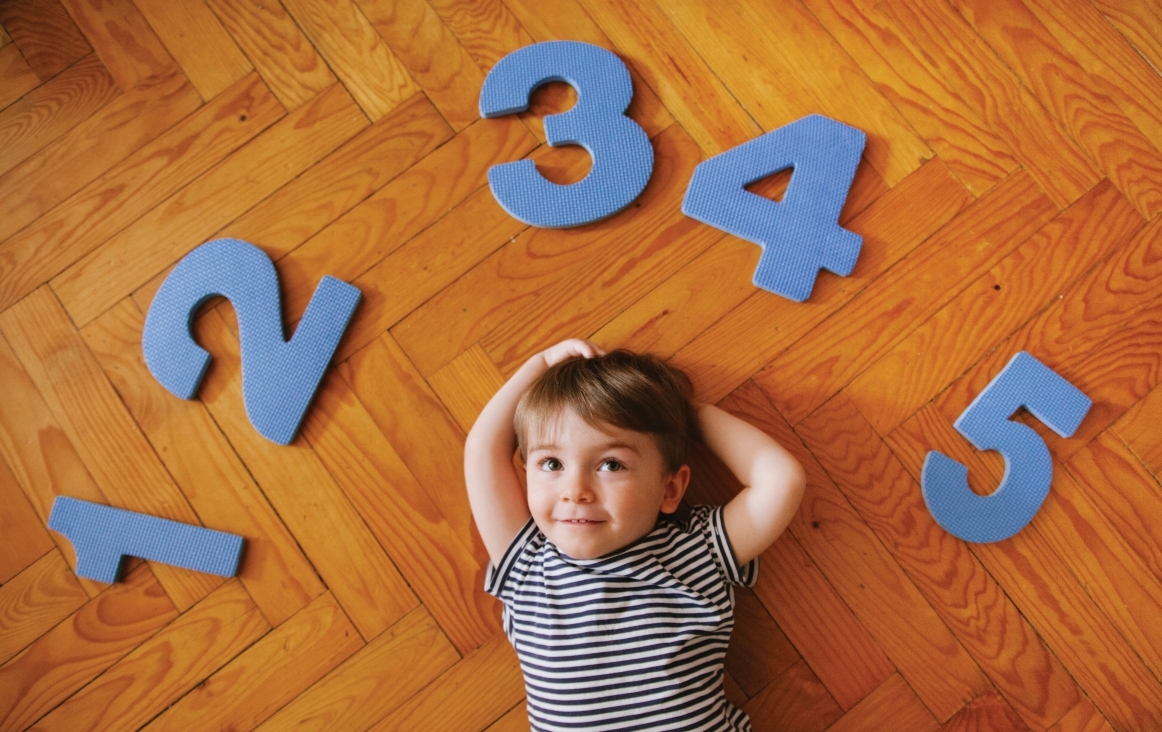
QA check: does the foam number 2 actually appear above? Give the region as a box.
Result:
[479,41,653,228]
[143,239,361,445]
[682,115,865,302]
[921,352,1092,543]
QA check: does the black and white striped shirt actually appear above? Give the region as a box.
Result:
[486,505,758,731]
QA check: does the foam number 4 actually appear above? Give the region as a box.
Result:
[479,41,653,228]
[921,352,1092,543]
[682,114,866,302]
[142,239,361,445]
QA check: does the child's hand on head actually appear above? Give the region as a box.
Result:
[540,338,605,367]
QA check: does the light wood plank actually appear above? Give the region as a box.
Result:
[1089,0,1162,79]
[143,592,363,732]
[0,565,176,731]
[0,44,41,109]
[59,0,175,89]
[0,455,55,584]
[0,288,223,610]
[279,0,419,120]
[426,0,533,72]
[33,580,269,732]
[0,550,87,665]
[205,0,336,110]
[132,0,252,101]
[0,71,282,314]
[1047,698,1115,732]
[427,343,506,433]
[0,54,117,177]
[1112,382,1162,480]
[51,82,366,328]
[0,0,90,80]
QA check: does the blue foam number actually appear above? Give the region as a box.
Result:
[142,238,360,445]
[479,41,653,228]
[48,496,244,583]
[681,114,866,302]
[921,352,1092,543]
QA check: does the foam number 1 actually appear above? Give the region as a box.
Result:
[682,114,866,302]
[479,41,653,228]
[921,352,1092,543]
[143,238,361,445]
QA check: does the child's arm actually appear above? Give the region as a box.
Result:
[697,403,806,566]
[465,339,604,565]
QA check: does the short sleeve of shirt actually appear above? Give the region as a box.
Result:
[484,518,539,598]
[690,505,759,588]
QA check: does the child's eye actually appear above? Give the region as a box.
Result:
[538,458,563,471]
[598,459,625,472]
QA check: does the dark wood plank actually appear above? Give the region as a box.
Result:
[0,454,54,584]
[0,0,90,80]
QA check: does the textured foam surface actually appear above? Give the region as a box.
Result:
[681,114,866,302]
[921,351,1092,543]
[48,496,244,583]
[479,40,653,228]
[142,238,361,445]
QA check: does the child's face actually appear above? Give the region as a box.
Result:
[523,407,689,559]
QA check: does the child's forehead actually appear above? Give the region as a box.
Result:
[525,406,652,451]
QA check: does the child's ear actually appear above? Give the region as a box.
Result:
[659,464,691,513]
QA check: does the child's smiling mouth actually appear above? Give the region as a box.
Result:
[558,518,605,525]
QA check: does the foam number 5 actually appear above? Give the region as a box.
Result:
[921,352,1091,543]
[479,41,653,228]
[682,114,866,302]
[142,239,361,445]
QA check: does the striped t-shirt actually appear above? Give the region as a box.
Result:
[486,505,758,731]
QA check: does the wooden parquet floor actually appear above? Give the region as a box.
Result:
[1,0,1161,729]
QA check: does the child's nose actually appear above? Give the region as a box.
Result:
[560,472,594,503]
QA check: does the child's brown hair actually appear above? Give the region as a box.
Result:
[514,350,698,473]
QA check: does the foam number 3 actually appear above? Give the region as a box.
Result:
[142,238,361,445]
[682,114,866,302]
[921,352,1092,543]
[479,41,653,228]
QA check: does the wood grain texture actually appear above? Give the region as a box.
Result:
[1113,382,1162,480]
[0,44,41,109]
[0,0,90,80]
[826,673,940,732]
[426,0,533,72]
[131,0,252,101]
[743,659,843,732]
[1088,0,1162,80]
[0,455,55,584]
[940,689,1033,732]
[0,551,87,666]
[59,0,175,90]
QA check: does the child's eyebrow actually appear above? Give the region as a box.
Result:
[526,440,642,454]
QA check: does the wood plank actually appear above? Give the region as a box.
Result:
[51,82,366,328]
[367,630,524,732]
[425,0,533,72]
[0,0,90,80]
[0,71,282,314]
[744,659,842,732]
[205,0,336,110]
[873,0,1101,209]
[0,67,199,244]
[724,587,800,698]
[1065,433,1162,586]
[0,565,176,732]
[0,288,223,610]
[355,0,483,130]
[887,406,1162,732]
[0,335,106,598]
[845,179,1144,437]
[33,580,269,732]
[268,114,535,343]
[0,54,117,177]
[427,343,506,434]
[577,0,762,155]
[0,454,55,584]
[1112,382,1162,479]
[143,592,363,732]
[673,157,968,406]
[82,298,325,627]
[0,44,41,109]
[132,0,252,101]
[825,674,940,732]
[718,383,897,711]
[192,308,419,640]
[1089,0,1162,79]
[951,0,1162,220]
[939,689,1032,732]
[279,0,419,120]
[391,123,700,378]
[1021,0,1162,158]
[484,701,529,732]
[340,332,488,566]
[257,607,460,732]
[0,19,9,47]
[801,395,1082,729]
[800,0,1017,196]
[665,0,930,187]
[757,168,1057,425]
[302,379,499,654]
[0,551,87,665]
[59,0,175,89]
[1047,698,1115,732]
